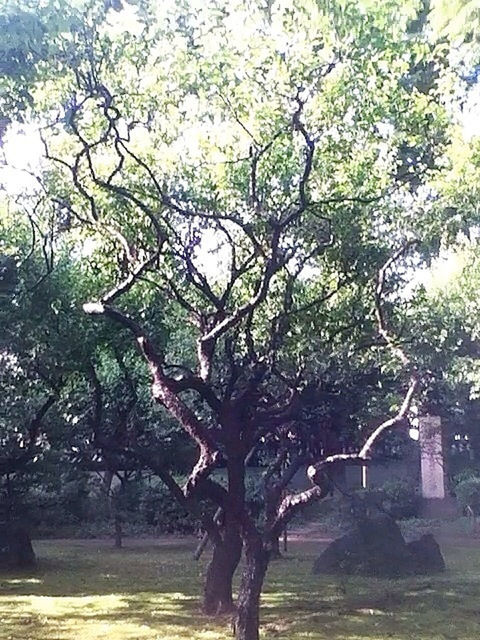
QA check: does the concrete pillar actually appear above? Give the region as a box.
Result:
[419,414,445,499]
[418,415,458,518]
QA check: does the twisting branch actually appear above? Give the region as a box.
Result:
[199,246,284,347]
[248,129,287,210]
[280,94,320,229]
[358,376,418,458]
[292,100,315,214]
[268,241,421,538]
[166,372,222,413]
[374,239,419,366]
[0,394,57,475]
[101,249,163,306]
[27,395,57,450]
[83,299,221,497]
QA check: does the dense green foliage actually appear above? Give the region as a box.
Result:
[453,468,480,515]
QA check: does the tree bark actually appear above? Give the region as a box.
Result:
[203,520,242,615]
[235,538,269,640]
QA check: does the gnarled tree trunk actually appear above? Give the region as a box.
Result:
[235,536,269,640]
[203,520,242,615]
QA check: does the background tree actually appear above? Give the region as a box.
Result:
[1,198,205,542]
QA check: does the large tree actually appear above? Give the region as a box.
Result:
[2,1,479,638]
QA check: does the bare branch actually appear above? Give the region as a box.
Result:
[83,301,221,496]
[101,250,163,306]
[269,242,422,536]
[0,394,57,475]
[375,239,419,366]
[358,376,418,459]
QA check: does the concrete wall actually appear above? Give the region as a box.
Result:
[289,449,420,492]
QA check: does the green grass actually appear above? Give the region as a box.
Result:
[1,536,480,639]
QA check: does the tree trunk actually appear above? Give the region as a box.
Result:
[235,539,269,640]
[5,474,12,521]
[102,469,114,517]
[203,522,242,615]
[114,513,122,548]
[265,496,281,559]
[267,535,281,559]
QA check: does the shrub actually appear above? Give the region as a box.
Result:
[452,467,480,487]
[454,476,480,515]
[313,478,420,532]
[379,478,420,519]
[138,482,202,533]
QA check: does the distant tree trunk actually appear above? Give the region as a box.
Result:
[114,512,122,548]
[203,519,242,615]
[102,470,114,515]
[100,469,121,546]
[267,535,281,559]
[5,474,12,521]
[113,474,125,549]
[194,507,223,560]
[235,536,269,640]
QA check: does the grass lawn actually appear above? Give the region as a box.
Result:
[1,534,480,640]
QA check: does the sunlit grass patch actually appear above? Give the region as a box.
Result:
[3,578,42,585]
[1,536,480,639]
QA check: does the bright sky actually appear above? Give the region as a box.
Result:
[416,251,466,291]
[0,123,43,197]
[461,83,480,140]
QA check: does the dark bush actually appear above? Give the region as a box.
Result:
[138,482,201,533]
[315,478,419,532]
[454,475,480,515]
[379,478,420,519]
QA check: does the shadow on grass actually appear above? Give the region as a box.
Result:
[260,543,480,639]
[1,539,480,640]
[0,540,228,640]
